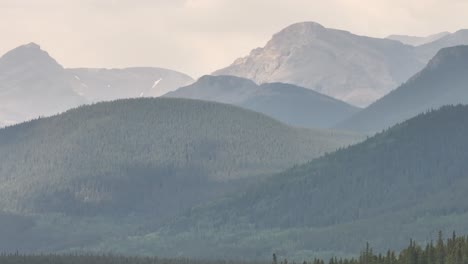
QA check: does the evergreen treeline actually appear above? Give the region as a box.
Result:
[318,232,468,264]
[0,98,359,217]
[2,232,468,264]
[0,97,360,253]
[143,105,468,259]
[0,253,262,264]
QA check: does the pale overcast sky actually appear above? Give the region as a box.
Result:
[1,0,468,78]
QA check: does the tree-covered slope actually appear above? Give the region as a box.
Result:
[134,105,468,259]
[0,97,360,219]
[338,45,468,133]
[165,75,360,129]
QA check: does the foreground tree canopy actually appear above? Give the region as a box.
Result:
[1,232,467,264]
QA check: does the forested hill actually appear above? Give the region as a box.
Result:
[0,97,360,221]
[139,105,468,259]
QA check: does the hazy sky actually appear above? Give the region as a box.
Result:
[2,0,468,78]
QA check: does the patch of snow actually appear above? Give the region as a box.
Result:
[152,78,163,89]
[139,78,163,98]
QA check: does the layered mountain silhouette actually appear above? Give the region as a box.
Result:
[387,32,449,46]
[417,29,468,61]
[3,21,468,260]
[0,43,193,126]
[165,75,360,128]
[338,45,468,133]
[214,22,468,107]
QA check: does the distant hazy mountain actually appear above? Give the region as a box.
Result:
[0,43,193,126]
[417,30,468,61]
[214,22,425,107]
[338,45,468,133]
[0,97,361,252]
[165,75,360,128]
[387,32,449,46]
[214,22,468,107]
[145,105,468,259]
[68,67,193,102]
[0,43,85,126]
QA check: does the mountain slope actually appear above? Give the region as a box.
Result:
[338,45,468,133]
[387,32,449,46]
[0,43,86,125]
[0,43,194,126]
[213,22,425,107]
[417,30,468,61]
[0,98,361,252]
[68,67,193,101]
[133,105,468,259]
[165,75,360,128]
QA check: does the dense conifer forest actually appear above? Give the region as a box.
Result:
[133,105,468,259]
[2,232,468,264]
[0,97,360,253]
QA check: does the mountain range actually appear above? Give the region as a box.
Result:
[338,45,468,133]
[0,43,193,126]
[3,23,468,125]
[3,20,468,261]
[214,22,468,107]
[165,75,360,128]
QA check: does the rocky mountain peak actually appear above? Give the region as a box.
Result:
[0,42,64,73]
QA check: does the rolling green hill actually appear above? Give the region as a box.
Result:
[0,97,361,252]
[121,105,468,259]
